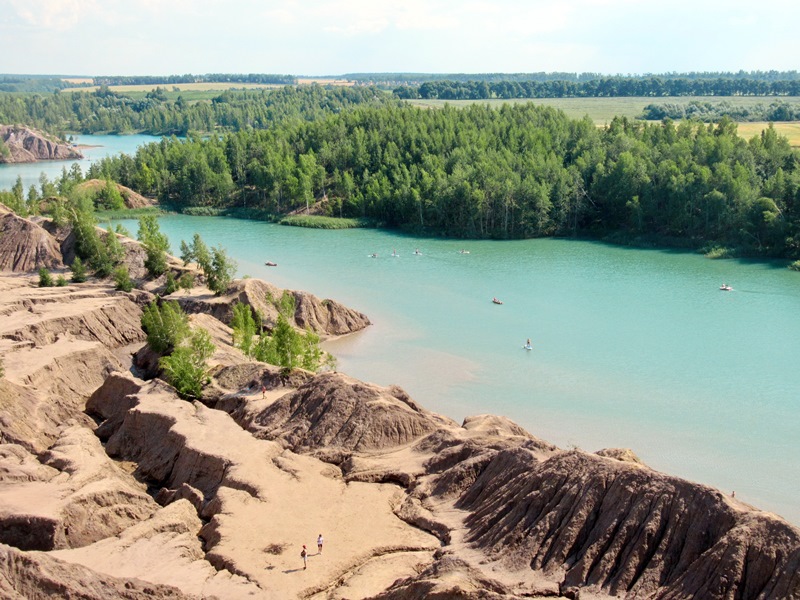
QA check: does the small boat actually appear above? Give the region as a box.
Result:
[459,249,470,254]
[492,297,503,305]
[265,261,277,267]
[719,284,732,291]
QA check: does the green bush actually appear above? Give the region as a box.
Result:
[789,260,800,272]
[178,272,195,293]
[141,300,190,354]
[113,266,133,292]
[231,302,258,356]
[164,271,178,294]
[55,275,68,287]
[138,215,170,277]
[180,233,236,295]
[159,328,215,399]
[70,257,87,283]
[38,268,53,287]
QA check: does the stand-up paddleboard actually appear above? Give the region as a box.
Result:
[523,345,533,351]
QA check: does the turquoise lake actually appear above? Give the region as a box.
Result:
[0,134,162,192]
[116,215,800,526]
[10,133,796,525]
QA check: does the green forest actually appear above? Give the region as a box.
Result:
[0,85,394,135]
[83,103,799,258]
[2,82,799,261]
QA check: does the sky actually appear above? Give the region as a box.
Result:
[1,0,799,77]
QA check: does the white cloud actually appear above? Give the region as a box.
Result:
[6,0,98,31]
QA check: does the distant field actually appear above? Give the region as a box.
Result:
[62,77,92,85]
[737,122,800,146]
[62,82,282,94]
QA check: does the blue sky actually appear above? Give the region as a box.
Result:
[1,0,798,76]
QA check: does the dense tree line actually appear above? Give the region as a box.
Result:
[0,85,395,135]
[0,76,74,93]
[90,103,800,258]
[94,73,296,86]
[641,101,800,122]
[394,78,800,100]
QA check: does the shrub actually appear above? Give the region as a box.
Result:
[55,275,68,287]
[70,257,87,283]
[164,271,178,294]
[141,300,190,354]
[113,265,133,292]
[231,302,258,356]
[38,268,53,287]
[789,260,800,272]
[138,215,170,277]
[178,272,195,293]
[180,233,236,295]
[159,328,215,399]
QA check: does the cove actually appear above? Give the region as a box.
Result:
[117,215,800,525]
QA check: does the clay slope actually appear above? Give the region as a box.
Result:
[85,371,441,599]
[73,179,156,209]
[0,543,195,599]
[0,427,157,551]
[0,125,83,163]
[454,448,800,599]
[0,275,146,451]
[0,210,63,272]
[242,371,454,452]
[175,277,371,336]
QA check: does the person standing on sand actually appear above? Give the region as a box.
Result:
[317,534,324,554]
[261,385,266,399]
[301,545,307,569]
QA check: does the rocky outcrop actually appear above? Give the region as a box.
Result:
[242,371,455,452]
[0,125,82,163]
[175,277,371,337]
[0,210,63,272]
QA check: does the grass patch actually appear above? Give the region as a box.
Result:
[279,215,374,229]
[181,206,226,217]
[96,206,166,221]
[406,96,800,128]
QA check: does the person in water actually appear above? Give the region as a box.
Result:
[525,338,532,349]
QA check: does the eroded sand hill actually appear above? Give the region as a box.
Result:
[0,213,798,599]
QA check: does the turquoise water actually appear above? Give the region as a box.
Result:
[0,134,162,192]
[118,215,800,525]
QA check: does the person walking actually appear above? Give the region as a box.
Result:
[301,544,307,569]
[317,534,324,554]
